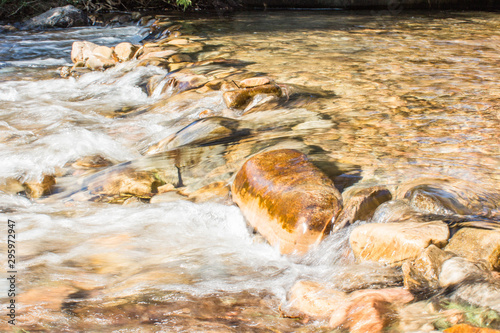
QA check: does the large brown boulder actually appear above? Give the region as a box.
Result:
[232,149,342,255]
[350,221,450,265]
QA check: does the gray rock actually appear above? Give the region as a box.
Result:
[438,257,491,289]
[23,5,87,30]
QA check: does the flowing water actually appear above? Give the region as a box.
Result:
[0,10,499,332]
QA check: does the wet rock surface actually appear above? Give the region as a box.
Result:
[350,221,450,265]
[232,149,342,254]
[23,5,88,30]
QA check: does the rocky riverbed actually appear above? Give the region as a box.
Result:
[0,8,499,332]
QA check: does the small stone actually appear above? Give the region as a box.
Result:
[444,324,500,333]
[71,41,98,63]
[350,221,450,265]
[402,244,454,295]
[445,228,500,271]
[72,155,112,169]
[438,257,491,288]
[92,45,115,60]
[288,280,347,319]
[114,42,138,62]
[137,57,170,68]
[188,181,231,204]
[23,175,56,198]
[167,38,190,45]
[150,191,187,203]
[139,49,177,61]
[330,288,412,333]
[168,53,193,63]
[157,183,175,193]
[223,84,282,109]
[334,186,392,231]
[86,54,116,70]
[89,170,161,197]
[232,149,342,255]
[239,77,271,88]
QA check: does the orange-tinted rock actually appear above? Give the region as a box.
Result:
[331,294,393,333]
[232,149,342,255]
[223,84,282,109]
[350,221,449,265]
[328,288,413,332]
[114,42,138,62]
[333,186,392,231]
[23,175,56,198]
[445,228,500,271]
[288,280,347,319]
[444,324,500,333]
[239,77,271,88]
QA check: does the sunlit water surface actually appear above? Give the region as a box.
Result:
[0,10,499,332]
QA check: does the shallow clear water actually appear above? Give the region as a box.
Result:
[0,10,499,332]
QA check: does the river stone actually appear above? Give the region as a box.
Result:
[23,175,56,198]
[139,49,177,61]
[169,53,193,63]
[438,257,492,289]
[71,41,98,63]
[114,42,138,62]
[350,221,450,265]
[231,149,342,255]
[333,186,392,231]
[72,155,112,169]
[444,324,500,333]
[223,84,282,109]
[405,184,470,215]
[137,57,170,69]
[23,5,87,30]
[370,199,423,224]
[288,280,347,319]
[86,54,116,70]
[445,228,500,271]
[88,170,161,197]
[93,46,115,61]
[329,288,413,333]
[188,181,231,204]
[402,244,454,295]
[239,77,271,88]
[450,282,500,313]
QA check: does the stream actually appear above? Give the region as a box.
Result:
[0,10,499,332]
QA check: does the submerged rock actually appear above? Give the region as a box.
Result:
[223,84,282,109]
[23,175,56,199]
[239,77,271,88]
[288,280,347,319]
[402,244,454,296]
[438,257,492,289]
[445,228,500,271]
[350,221,449,265]
[232,149,342,255]
[88,170,162,198]
[23,5,87,30]
[334,186,392,231]
[146,117,241,154]
[329,288,413,333]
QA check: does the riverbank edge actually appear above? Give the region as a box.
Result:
[1,0,498,24]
